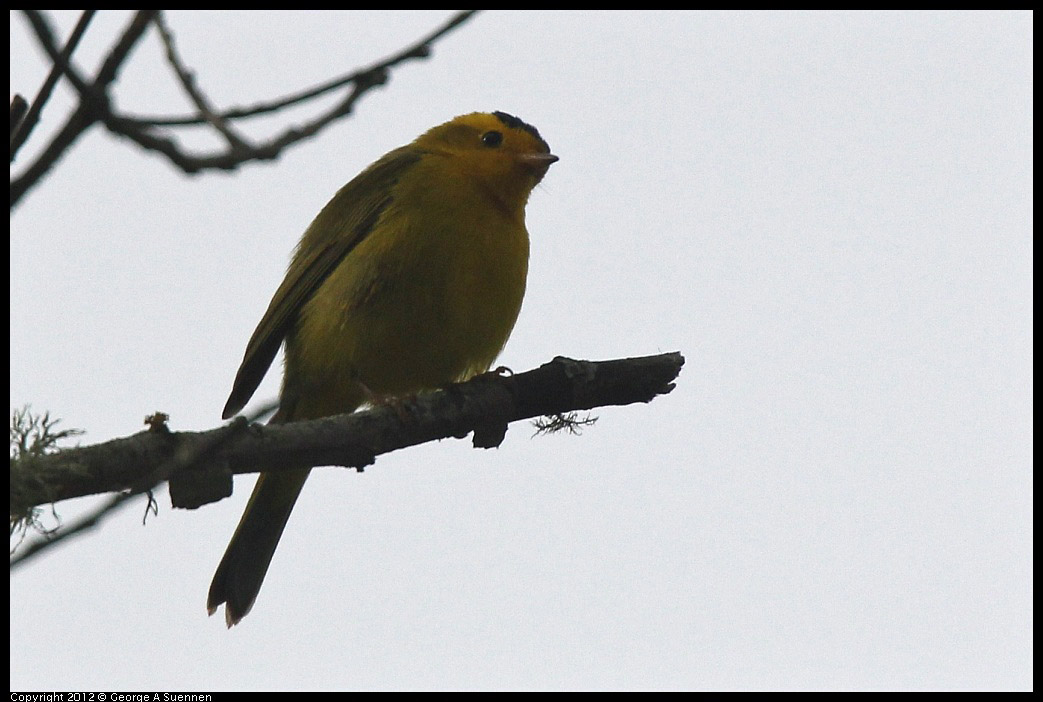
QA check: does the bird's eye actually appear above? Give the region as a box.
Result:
[481,130,503,147]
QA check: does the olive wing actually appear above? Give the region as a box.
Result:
[222,147,422,419]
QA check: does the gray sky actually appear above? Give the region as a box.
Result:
[10,10,1032,691]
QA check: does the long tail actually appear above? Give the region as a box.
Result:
[207,467,310,627]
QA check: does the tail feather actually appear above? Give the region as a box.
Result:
[207,468,310,627]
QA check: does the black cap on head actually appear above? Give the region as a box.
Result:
[493,111,550,152]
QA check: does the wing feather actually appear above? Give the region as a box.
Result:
[222,147,422,418]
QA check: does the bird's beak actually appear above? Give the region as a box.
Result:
[518,153,559,167]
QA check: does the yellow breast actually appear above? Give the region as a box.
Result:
[286,154,530,419]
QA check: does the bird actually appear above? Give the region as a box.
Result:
[207,111,557,626]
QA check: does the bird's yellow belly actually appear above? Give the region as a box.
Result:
[284,201,529,420]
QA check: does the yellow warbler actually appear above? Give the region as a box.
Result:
[207,112,556,626]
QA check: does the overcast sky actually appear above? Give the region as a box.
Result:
[10,10,1032,691]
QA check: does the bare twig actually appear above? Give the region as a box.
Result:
[153,11,253,152]
[9,95,29,144]
[10,10,481,208]
[123,10,480,128]
[9,10,96,162]
[9,493,132,570]
[11,10,158,207]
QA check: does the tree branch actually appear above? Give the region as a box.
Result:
[123,9,481,128]
[153,12,254,153]
[10,353,684,517]
[9,492,140,571]
[10,10,481,207]
[9,10,96,162]
[11,10,157,207]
